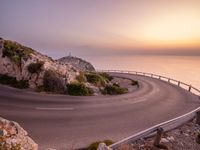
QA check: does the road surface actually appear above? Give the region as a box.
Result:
[0,73,199,150]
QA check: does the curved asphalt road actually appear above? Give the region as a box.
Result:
[0,73,199,150]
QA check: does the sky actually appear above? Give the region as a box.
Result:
[1,0,200,58]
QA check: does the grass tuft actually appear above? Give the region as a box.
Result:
[85,72,107,87]
[2,40,33,65]
[67,81,93,96]
[99,72,113,81]
[102,85,128,95]
[27,61,44,74]
[131,80,139,87]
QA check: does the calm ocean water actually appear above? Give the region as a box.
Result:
[88,55,200,91]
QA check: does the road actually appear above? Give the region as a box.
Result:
[0,73,199,150]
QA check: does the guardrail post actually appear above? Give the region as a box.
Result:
[178,81,180,87]
[196,111,200,125]
[188,85,192,92]
[151,74,153,78]
[168,78,170,82]
[154,127,164,147]
[159,76,161,79]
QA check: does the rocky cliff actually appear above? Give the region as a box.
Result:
[0,38,79,89]
[57,56,95,72]
[0,38,128,96]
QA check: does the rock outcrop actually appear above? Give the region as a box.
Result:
[0,38,79,89]
[97,143,112,150]
[57,56,95,72]
[0,117,38,150]
[0,38,130,96]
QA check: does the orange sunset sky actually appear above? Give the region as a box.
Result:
[1,0,200,57]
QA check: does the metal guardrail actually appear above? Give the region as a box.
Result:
[97,69,200,149]
[97,69,200,96]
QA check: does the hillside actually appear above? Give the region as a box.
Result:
[0,38,132,96]
[57,56,95,72]
[0,38,79,90]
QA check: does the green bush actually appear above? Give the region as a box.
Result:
[99,72,113,81]
[87,140,114,150]
[196,132,200,144]
[14,80,29,89]
[27,61,44,74]
[67,81,93,96]
[131,80,139,87]
[0,74,29,89]
[102,85,128,95]
[85,72,106,87]
[43,70,65,93]
[2,40,33,65]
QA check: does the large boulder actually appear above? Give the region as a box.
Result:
[0,117,38,150]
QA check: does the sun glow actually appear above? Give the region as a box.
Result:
[140,12,200,48]
[1,0,200,54]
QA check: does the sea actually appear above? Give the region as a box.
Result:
[88,55,200,93]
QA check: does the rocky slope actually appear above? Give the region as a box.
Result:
[0,38,79,89]
[0,117,38,150]
[57,56,95,72]
[0,38,133,96]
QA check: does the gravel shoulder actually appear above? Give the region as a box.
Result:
[122,118,200,150]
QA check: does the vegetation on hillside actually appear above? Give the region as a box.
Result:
[2,40,33,65]
[85,72,107,87]
[67,81,93,96]
[131,80,139,87]
[99,72,113,81]
[102,85,128,95]
[27,61,44,74]
[75,72,135,95]
[0,74,29,89]
[76,72,113,85]
[43,70,65,93]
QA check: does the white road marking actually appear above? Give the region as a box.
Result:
[130,98,149,104]
[35,107,74,111]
